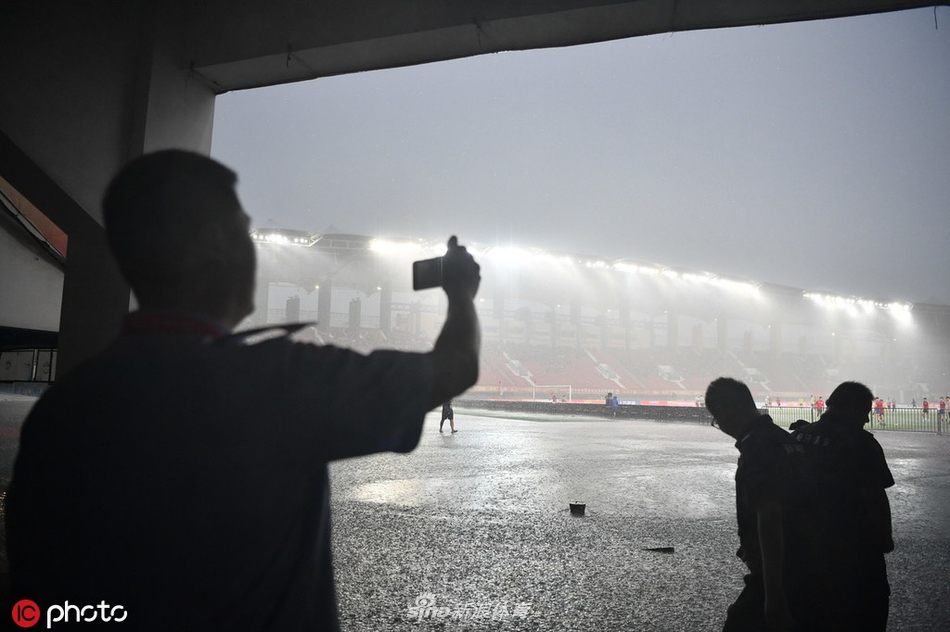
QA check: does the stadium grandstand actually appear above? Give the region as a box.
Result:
[237,227,950,407]
[3,223,947,408]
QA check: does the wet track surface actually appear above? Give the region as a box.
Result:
[330,410,950,631]
[1,397,947,630]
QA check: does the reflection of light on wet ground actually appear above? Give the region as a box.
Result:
[350,479,426,506]
[334,414,738,519]
[348,472,554,510]
[330,413,950,630]
[886,450,950,539]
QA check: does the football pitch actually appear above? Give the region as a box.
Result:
[330,410,950,631]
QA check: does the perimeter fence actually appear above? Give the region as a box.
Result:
[766,405,945,434]
[457,399,946,435]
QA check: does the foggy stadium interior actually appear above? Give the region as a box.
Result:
[247,230,949,402]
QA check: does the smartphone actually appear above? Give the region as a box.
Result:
[412,256,442,290]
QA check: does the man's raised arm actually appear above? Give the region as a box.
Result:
[427,236,481,410]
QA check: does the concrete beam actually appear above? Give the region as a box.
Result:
[187,0,941,92]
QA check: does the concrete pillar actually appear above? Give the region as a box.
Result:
[410,302,422,337]
[1,5,216,376]
[769,324,781,357]
[56,220,131,377]
[494,289,505,346]
[692,324,703,349]
[379,283,392,335]
[286,296,300,322]
[0,134,129,378]
[743,329,753,353]
[666,311,678,348]
[251,275,270,327]
[619,297,630,350]
[317,281,332,332]
[571,296,582,348]
[348,298,361,333]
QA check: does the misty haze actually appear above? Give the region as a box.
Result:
[212,7,950,402]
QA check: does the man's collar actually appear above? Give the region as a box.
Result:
[735,414,774,448]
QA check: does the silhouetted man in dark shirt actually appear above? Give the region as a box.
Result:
[792,381,894,632]
[706,377,828,632]
[6,150,482,631]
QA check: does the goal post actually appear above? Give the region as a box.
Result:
[533,384,572,402]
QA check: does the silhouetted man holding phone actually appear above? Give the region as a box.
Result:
[7,150,482,631]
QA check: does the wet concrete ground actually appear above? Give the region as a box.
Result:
[330,410,950,631]
[0,397,947,630]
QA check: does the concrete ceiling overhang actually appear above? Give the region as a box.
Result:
[186,0,942,93]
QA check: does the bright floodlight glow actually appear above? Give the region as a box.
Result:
[887,302,914,327]
[540,253,574,266]
[249,230,314,246]
[805,292,913,320]
[708,276,760,297]
[485,245,532,265]
[483,245,577,268]
[681,272,713,284]
[612,262,661,276]
[369,238,424,255]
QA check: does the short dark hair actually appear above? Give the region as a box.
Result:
[102,150,239,292]
[826,381,874,412]
[705,377,755,418]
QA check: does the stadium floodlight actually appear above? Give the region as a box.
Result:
[887,301,914,327]
[805,292,914,322]
[250,228,316,247]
